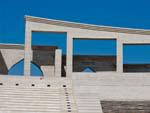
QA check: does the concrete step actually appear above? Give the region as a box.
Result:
[0,79,79,113]
[0,86,61,113]
[75,95,103,113]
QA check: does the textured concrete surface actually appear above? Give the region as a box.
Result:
[55,49,62,77]
[101,101,150,113]
[2,74,150,113]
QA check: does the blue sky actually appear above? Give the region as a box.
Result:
[0,0,150,44]
[0,0,150,75]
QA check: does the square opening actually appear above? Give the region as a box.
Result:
[123,44,150,72]
[73,38,117,73]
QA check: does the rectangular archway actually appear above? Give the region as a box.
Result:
[123,44,150,72]
[73,38,117,73]
[31,32,67,77]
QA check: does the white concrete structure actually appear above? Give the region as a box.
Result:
[55,49,62,77]
[0,16,150,112]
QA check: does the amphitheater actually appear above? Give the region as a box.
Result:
[0,16,150,113]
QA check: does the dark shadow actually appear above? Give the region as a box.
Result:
[0,51,8,74]
[101,101,150,113]
[61,55,66,77]
[124,64,150,72]
[73,55,116,72]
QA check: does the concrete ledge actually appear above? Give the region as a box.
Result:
[0,44,24,49]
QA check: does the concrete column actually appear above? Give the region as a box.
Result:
[66,33,73,77]
[117,38,123,73]
[55,49,62,77]
[24,21,32,76]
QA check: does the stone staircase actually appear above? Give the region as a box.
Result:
[72,78,103,113]
[75,95,103,113]
[0,87,61,113]
[0,78,78,113]
[60,85,78,113]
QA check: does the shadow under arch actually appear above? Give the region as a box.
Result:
[8,59,43,76]
[82,67,96,72]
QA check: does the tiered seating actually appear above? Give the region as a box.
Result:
[0,86,61,113]
[0,77,79,113]
[75,95,103,113]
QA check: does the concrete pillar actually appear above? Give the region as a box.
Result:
[117,38,123,73]
[24,21,32,76]
[66,33,73,77]
[55,49,62,77]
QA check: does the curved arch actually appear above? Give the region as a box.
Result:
[82,67,96,72]
[31,61,43,76]
[8,59,24,75]
[8,59,43,76]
